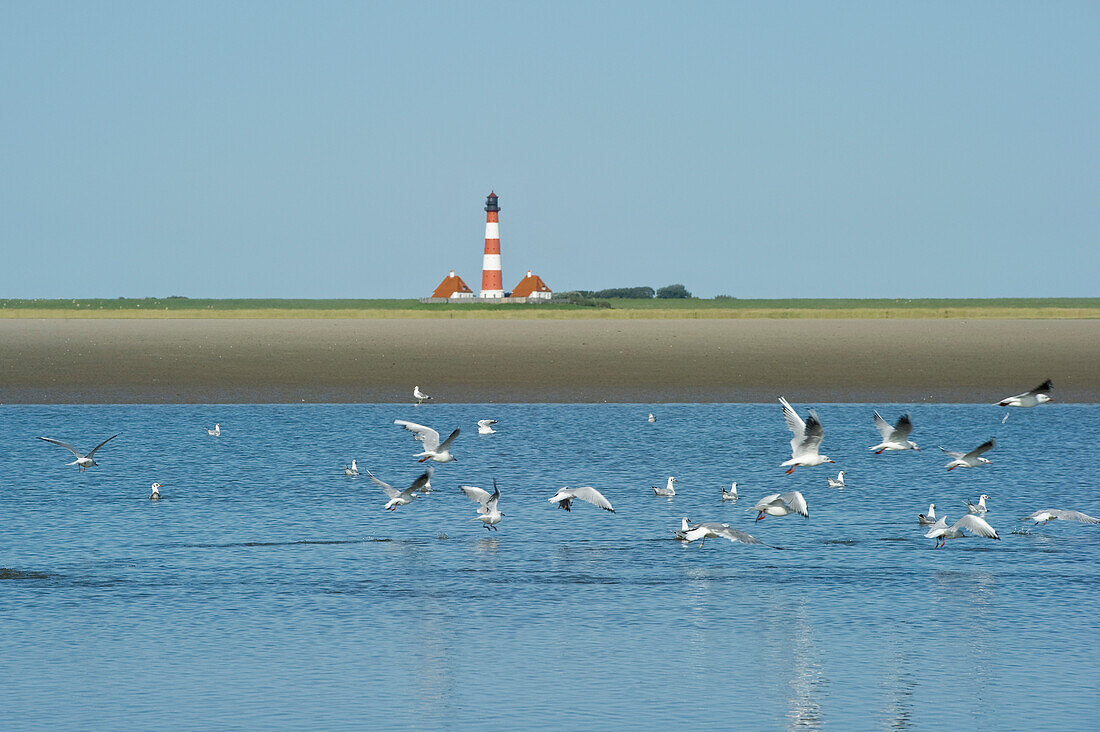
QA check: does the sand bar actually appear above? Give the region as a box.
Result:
[1,318,1097,403]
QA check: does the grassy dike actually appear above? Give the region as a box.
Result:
[1,297,1097,319]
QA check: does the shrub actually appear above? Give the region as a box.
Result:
[656,284,692,299]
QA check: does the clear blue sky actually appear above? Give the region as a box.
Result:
[2,2,1097,298]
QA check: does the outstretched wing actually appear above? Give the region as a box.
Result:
[872,411,894,441]
[795,411,825,458]
[780,397,806,454]
[570,486,615,512]
[753,493,782,511]
[708,524,763,545]
[780,491,809,518]
[892,414,913,440]
[85,433,120,458]
[953,514,999,539]
[438,428,461,451]
[366,470,400,499]
[1027,379,1053,396]
[38,436,84,458]
[477,419,498,428]
[963,439,995,460]
[394,420,441,452]
[406,469,433,495]
[939,446,964,459]
[486,481,500,511]
[1049,509,1100,524]
[461,485,492,505]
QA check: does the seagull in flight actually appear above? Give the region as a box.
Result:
[779,397,834,473]
[918,503,937,525]
[653,477,677,497]
[207,423,221,436]
[548,486,615,513]
[941,439,995,470]
[477,419,498,435]
[826,471,846,488]
[924,515,1000,548]
[413,386,433,405]
[393,420,460,463]
[1021,509,1100,526]
[966,494,991,516]
[38,434,120,472]
[998,379,1053,408]
[870,412,919,452]
[461,480,503,530]
[675,517,761,547]
[721,482,738,501]
[753,491,809,521]
[368,468,433,511]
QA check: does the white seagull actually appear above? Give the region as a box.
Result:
[721,482,738,501]
[38,434,120,472]
[966,494,991,516]
[653,476,677,497]
[870,412,919,453]
[1022,509,1100,526]
[548,486,615,513]
[940,439,995,470]
[207,423,221,436]
[826,471,846,488]
[150,482,162,500]
[477,419,498,435]
[753,491,809,522]
[675,517,761,547]
[413,386,433,405]
[369,468,433,511]
[344,460,360,477]
[393,420,460,463]
[918,503,937,525]
[924,515,1000,548]
[998,379,1053,408]
[779,397,834,474]
[648,413,657,423]
[461,481,503,531]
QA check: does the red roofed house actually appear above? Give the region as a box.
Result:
[431,270,475,299]
[510,270,552,300]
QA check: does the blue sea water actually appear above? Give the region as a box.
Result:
[1,403,1098,730]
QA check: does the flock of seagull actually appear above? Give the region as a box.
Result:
[35,379,1098,548]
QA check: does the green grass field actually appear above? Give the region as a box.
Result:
[1,297,1097,319]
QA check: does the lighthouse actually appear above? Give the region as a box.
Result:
[480,191,504,298]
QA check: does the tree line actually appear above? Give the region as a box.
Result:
[555,284,692,300]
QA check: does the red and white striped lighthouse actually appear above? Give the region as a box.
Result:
[480,191,504,298]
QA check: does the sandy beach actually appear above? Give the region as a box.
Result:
[1,318,1097,403]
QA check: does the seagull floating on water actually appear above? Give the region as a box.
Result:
[1022,509,1100,526]
[826,471,846,488]
[918,503,937,525]
[925,515,1000,548]
[941,439,994,470]
[369,468,433,511]
[477,419,498,435]
[653,477,677,497]
[779,397,834,474]
[966,494,991,516]
[870,412,919,452]
[548,486,615,513]
[675,517,761,547]
[648,413,656,423]
[344,460,360,477]
[38,434,120,472]
[721,482,738,501]
[413,386,433,405]
[998,379,1052,408]
[394,420,460,463]
[207,423,220,437]
[461,481,503,531]
[150,482,162,500]
[753,491,809,521]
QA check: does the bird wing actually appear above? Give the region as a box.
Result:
[487,482,500,511]
[780,397,806,454]
[461,485,492,505]
[795,411,825,457]
[438,428,461,451]
[406,469,433,495]
[1027,379,1053,396]
[939,446,964,459]
[85,433,120,458]
[872,411,893,441]
[394,420,440,451]
[710,525,763,545]
[570,486,615,512]
[366,470,400,499]
[753,493,782,511]
[953,514,999,539]
[780,491,809,517]
[1050,509,1100,524]
[38,437,84,458]
[680,526,711,542]
[963,439,995,460]
[924,517,948,538]
[892,414,914,440]
[477,419,498,428]
[548,488,571,504]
